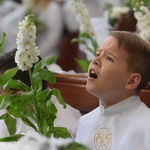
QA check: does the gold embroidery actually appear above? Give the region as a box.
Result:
[94,127,111,150]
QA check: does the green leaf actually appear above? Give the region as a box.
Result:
[2,67,18,78]
[7,106,22,118]
[0,0,4,5]
[0,95,6,103]
[50,88,66,108]
[0,67,19,87]
[0,32,6,56]
[71,38,86,45]
[33,69,56,84]
[0,133,24,142]
[36,89,51,103]
[0,76,9,86]
[4,114,17,135]
[21,115,38,132]
[79,32,92,39]
[3,79,30,91]
[33,55,56,73]
[37,102,58,136]
[0,95,19,109]
[75,59,90,72]
[91,39,98,54]
[20,90,35,102]
[45,110,57,127]
[48,101,57,116]
[84,46,95,56]
[59,142,89,150]
[0,77,11,86]
[43,55,57,65]
[53,127,71,138]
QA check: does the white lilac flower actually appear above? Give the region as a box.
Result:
[134,4,150,44]
[15,14,40,71]
[110,6,130,20]
[70,0,95,36]
[19,134,75,150]
[49,137,73,150]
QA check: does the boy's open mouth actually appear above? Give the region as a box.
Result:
[89,69,98,79]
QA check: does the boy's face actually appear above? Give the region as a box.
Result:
[86,35,133,107]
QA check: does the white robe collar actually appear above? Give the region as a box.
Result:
[98,95,140,127]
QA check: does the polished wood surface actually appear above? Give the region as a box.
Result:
[49,73,150,114]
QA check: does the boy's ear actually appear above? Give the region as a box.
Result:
[125,73,141,90]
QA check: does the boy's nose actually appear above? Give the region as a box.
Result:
[92,57,100,67]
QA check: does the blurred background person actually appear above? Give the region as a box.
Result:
[0,0,20,44]
[0,0,20,19]
[1,0,63,59]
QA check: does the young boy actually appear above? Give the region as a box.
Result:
[72,31,150,150]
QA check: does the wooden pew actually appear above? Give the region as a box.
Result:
[49,73,150,114]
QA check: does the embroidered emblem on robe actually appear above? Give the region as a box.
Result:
[94,127,111,150]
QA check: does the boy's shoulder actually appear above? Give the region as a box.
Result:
[123,100,150,128]
[135,100,150,116]
[80,107,100,121]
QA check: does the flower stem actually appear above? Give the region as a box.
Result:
[28,68,44,134]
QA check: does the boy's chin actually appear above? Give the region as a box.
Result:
[86,85,93,94]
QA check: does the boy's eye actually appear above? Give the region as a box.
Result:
[96,53,100,57]
[106,56,114,62]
